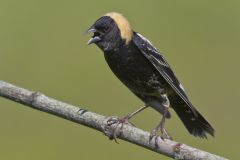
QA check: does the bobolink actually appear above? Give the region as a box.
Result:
[86,12,214,139]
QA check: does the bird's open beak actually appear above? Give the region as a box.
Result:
[86,27,101,45]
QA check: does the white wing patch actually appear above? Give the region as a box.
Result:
[136,33,169,67]
[136,33,156,49]
[179,83,185,91]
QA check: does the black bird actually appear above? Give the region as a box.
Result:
[86,12,214,139]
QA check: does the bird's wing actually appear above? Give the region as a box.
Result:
[133,32,196,114]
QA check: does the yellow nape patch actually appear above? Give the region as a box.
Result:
[105,12,133,44]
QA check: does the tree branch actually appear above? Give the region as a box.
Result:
[0,81,227,160]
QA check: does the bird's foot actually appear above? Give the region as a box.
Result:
[103,116,134,143]
[149,126,172,148]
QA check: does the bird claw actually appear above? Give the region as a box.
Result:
[160,127,172,140]
[103,116,134,143]
[149,135,162,148]
[107,116,135,127]
[149,127,173,148]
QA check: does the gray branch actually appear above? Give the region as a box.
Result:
[0,81,227,160]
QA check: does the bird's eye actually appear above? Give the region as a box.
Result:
[99,26,109,33]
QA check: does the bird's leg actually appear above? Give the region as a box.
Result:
[104,105,148,142]
[149,108,172,141]
[159,107,172,139]
[149,94,172,146]
[107,105,149,126]
[122,105,149,122]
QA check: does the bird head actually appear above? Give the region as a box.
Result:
[86,12,133,51]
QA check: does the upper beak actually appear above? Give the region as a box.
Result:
[86,26,101,45]
[85,28,97,34]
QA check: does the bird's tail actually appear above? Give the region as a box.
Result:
[172,101,215,138]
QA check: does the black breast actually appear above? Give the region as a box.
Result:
[104,41,166,95]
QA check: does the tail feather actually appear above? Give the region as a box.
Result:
[172,101,215,138]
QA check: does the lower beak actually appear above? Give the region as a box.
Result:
[87,36,101,45]
[86,27,101,45]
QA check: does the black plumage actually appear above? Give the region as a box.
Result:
[87,12,214,138]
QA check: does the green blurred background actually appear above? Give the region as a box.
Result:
[0,0,239,159]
